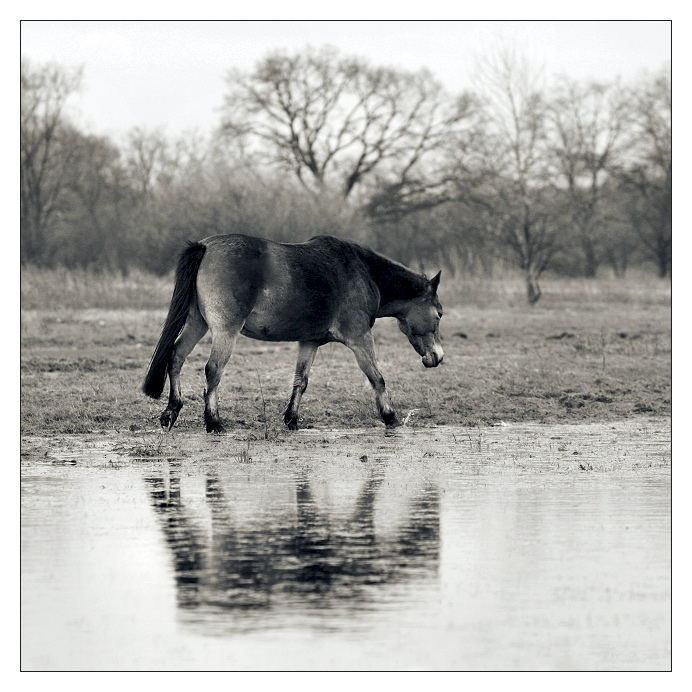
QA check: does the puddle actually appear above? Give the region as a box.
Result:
[21,420,670,670]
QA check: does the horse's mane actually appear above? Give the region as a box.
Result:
[345,240,430,304]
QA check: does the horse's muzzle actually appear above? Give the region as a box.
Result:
[422,349,444,368]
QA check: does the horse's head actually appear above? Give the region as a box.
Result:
[398,271,444,368]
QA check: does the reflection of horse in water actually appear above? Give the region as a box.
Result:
[145,467,439,619]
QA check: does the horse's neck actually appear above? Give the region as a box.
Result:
[352,245,425,316]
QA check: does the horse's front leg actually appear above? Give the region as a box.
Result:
[346,332,400,428]
[284,341,320,430]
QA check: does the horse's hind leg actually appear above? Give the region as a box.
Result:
[283,341,320,430]
[161,307,208,431]
[203,330,238,433]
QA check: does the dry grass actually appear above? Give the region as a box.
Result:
[20,266,173,311]
[21,265,671,312]
[20,268,670,437]
[438,271,671,310]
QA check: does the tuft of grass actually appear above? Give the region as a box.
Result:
[236,440,252,463]
[116,432,166,458]
[401,409,419,427]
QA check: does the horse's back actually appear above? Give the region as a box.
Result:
[197,233,342,296]
[197,233,368,293]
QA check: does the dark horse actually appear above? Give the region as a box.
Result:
[143,234,444,432]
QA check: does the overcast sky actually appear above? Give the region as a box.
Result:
[20,20,671,140]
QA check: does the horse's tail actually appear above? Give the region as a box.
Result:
[142,242,207,399]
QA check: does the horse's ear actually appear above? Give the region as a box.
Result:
[429,270,441,294]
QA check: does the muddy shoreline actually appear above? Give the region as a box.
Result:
[22,417,671,474]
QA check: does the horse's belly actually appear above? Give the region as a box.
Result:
[241,306,330,342]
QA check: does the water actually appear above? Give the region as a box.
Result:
[21,421,671,671]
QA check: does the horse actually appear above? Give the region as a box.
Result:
[142,234,444,432]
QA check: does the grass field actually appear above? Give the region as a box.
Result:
[20,267,671,438]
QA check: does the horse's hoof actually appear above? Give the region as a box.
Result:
[283,410,300,430]
[204,408,226,433]
[160,410,178,431]
[383,412,401,429]
[205,418,226,434]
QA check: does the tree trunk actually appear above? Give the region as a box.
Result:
[582,239,599,278]
[657,229,671,278]
[525,266,542,304]
[658,251,670,278]
[606,248,627,278]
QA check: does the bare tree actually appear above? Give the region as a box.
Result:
[124,127,172,199]
[61,128,133,269]
[618,68,671,277]
[474,47,558,303]
[220,46,472,206]
[548,77,630,276]
[21,60,83,263]
[123,127,207,200]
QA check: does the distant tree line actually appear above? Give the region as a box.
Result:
[21,46,670,302]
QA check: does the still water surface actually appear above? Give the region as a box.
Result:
[21,421,670,671]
